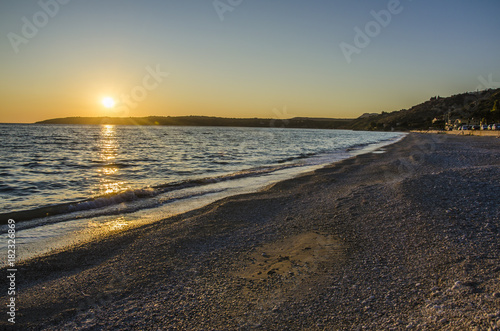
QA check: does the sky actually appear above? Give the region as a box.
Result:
[1,0,499,123]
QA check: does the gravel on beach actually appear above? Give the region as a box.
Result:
[2,133,500,330]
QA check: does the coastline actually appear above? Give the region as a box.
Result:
[2,133,499,330]
[411,129,500,137]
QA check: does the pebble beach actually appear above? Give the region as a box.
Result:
[2,133,500,330]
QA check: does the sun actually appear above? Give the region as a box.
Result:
[101,97,116,108]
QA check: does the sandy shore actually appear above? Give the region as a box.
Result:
[2,133,500,330]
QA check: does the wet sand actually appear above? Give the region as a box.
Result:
[2,133,500,330]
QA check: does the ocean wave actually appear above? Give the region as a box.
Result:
[1,125,406,228]
[276,152,316,164]
[0,184,16,192]
[0,163,300,225]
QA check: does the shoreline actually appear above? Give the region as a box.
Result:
[0,128,403,227]
[1,134,405,266]
[412,129,500,137]
[2,133,499,330]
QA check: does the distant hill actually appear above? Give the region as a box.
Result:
[36,116,353,130]
[349,88,500,131]
[36,88,500,131]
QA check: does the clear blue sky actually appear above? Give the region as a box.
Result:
[1,0,499,122]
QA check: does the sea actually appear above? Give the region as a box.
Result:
[0,124,405,265]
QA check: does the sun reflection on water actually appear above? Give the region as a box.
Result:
[96,125,126,195]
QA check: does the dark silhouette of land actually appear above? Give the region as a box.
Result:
[36,116,353,129]
[36,88,500,131]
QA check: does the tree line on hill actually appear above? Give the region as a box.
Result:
[350,88,500,131]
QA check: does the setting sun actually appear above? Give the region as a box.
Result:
[101,97,116,109]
